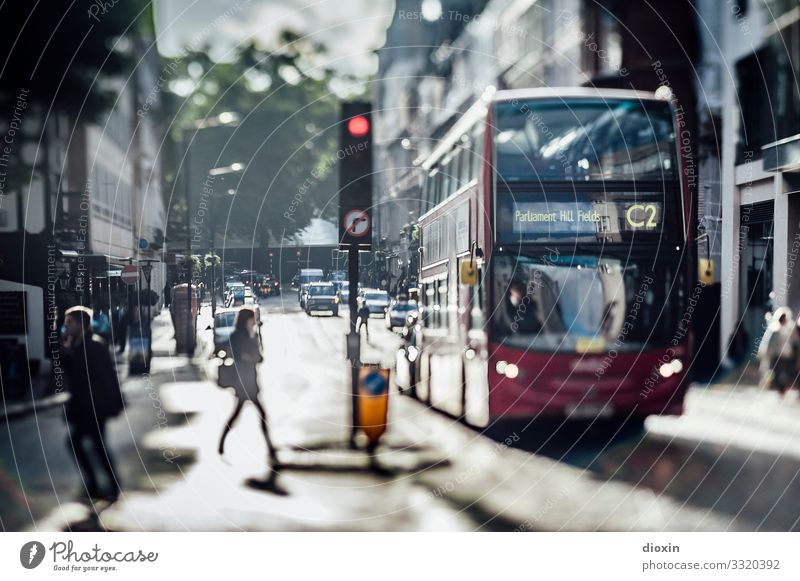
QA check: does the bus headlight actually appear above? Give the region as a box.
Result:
[407,346,419,362]
[496,360,519,378]
[658,359,683,378]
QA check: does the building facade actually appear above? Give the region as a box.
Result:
[717,0,800,357]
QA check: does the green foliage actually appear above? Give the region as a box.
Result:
[0,2,153,118]
[204,252,221,267]
[177,254,203,278]
[163,34,359,246]
[0,2,153,193]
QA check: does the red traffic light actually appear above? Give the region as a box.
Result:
[347,116,369,137]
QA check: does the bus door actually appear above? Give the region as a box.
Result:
[461,258,489,427]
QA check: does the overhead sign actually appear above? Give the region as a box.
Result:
[120,265,139,285]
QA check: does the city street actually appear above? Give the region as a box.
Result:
[4,2,800,576]
[3,295,800,532]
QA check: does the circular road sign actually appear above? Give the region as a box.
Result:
[343,209,370,238]
[121,265,140,285]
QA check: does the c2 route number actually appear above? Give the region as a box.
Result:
[625,203,658,229]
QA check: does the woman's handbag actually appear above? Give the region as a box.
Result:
[217,360,239,388]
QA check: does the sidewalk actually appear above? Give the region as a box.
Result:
[1,308,180,422]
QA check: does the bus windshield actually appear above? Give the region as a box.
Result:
[494,98,677,182]
[492,252,684,353]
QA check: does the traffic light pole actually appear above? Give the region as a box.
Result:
[338,102,372,450]
[347,245,360,449]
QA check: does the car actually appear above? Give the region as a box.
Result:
[330,270,347,284]
[243,296,263,345]
[304,282,340,316]
[361,289,391,316]
[385,300,418,329]
[339,283,350,304]
[225,282,245,306]
[297,268,325,303]
[210,308,239,355]
[261,275,281,296]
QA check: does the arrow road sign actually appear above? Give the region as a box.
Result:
[344,209,370,238]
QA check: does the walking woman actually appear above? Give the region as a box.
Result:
[218,307,278,464]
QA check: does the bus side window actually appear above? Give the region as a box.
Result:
[426,168,438,213]
[452,146,464,192]
[424,283,435,327]
[459,141,471,186]
[438,278,448,329]
[441,152,453,202]
[471,123,484,179]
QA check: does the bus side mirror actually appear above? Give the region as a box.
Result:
[460,260,478,286]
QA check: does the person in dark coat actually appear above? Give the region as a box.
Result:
[218,307,278,465]
[357,300,371,342]
[61,306,125,500]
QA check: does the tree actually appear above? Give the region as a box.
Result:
[0,2,153,190]
[163,33,365,249]
[0,2,152,114]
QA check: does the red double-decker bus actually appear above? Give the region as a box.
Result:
[406,87,694,427]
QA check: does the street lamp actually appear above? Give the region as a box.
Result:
[206,162,246,318]
[182,111,240,356]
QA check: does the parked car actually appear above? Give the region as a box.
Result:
[361,289,391,316]
[304,282,340,316]
[243,296,263,346]
[210,308,238,355]
[386,300,418,329]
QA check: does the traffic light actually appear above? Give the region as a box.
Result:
[338,102,372,249]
